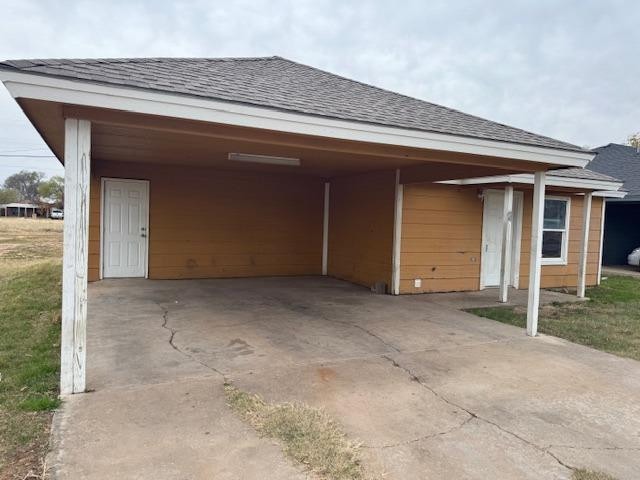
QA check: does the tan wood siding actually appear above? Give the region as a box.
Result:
[88,172,101,281]
[519,193,603,289]
[398,184,604,294]
[88,160,324,280]
[327,170,395,290]
[399,183,482,293]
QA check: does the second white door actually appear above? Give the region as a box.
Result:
[103,179,148,278]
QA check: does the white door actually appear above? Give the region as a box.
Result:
[103,179,148,278]
[480,190,522,288]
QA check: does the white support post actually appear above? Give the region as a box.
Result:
[499,186,514,303]
[322,182,330,276]
[577,192,593,298]
[597,199,606,285]
[60,118,91,395]
[391,169,403,295]
[526,171,546,336]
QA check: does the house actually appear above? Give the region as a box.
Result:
[0,57,623,394]
[588,143,640,265]
[0,202,39,217]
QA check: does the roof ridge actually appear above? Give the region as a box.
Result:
[275,57,581,150]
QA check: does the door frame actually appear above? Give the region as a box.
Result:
[479,188,524,290]
[100,177,150,280]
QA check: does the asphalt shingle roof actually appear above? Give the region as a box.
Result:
[549,167,620,182]
[589,143,640,201]
[0,56,586,153]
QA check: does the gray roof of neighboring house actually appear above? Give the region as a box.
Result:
[549,167,620,182]
[589,144,640,201]
[0,56,587,153]
[0,203,39,208]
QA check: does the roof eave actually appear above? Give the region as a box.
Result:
[439,173,624,192]
[0,69,593,168]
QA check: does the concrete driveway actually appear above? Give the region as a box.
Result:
[48,277,640,479]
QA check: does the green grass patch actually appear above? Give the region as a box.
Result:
[572,468,618,480]
[0,261,62,474]
[225,384,374,480]
[467,276,640,361]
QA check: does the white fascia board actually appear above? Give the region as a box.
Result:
[593,190,627,198]
[440,173,623,192]
[0,70,592,168]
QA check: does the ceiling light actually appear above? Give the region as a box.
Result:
[228,152,301,166]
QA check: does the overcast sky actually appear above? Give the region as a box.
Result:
[1,0,638,183]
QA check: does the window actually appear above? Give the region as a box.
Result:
[542,197,570,264]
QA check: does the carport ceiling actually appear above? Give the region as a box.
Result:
[19,98,551,181]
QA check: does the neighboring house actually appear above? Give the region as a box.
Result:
[0,202,39,217]
[0,57,623,394]
[588,143,640,265]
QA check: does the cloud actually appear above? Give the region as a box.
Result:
[1,0,639,181]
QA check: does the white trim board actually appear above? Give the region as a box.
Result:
[0,70,592,167]
[322,182,330,276]
[593,190,627,198]
[391,169,403,295]
[440,173,623,193]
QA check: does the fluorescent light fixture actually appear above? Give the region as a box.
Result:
[228,152,300,166]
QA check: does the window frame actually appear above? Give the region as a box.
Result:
[541,195,571,266]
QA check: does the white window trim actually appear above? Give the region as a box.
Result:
[541,195,571,266]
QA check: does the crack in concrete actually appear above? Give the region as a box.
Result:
[382,355,578,473]
[158,305,227,380]
[321,314,402,353]
[364,414,475,449]
[265,295,402,353]
[547,444,640,452]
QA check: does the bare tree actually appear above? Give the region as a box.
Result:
[628,132,640,151]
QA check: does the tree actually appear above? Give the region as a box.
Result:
[0,188,19,204]
[38,175,64,207]
[3,170,45,203]
[628,132,640,150]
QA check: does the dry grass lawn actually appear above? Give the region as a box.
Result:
[0,217,62,480]
[225,384,376,480]
[572,468,618,480]
[0,217,63,278]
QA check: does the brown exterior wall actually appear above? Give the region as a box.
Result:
[88,160,324,281]
[327,170,395,290]
[519,193,603,289]
[399,183,483,293]
[398,183,603,294]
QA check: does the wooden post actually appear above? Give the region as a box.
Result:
[392,169,403,295]
[60,118,91,395]
[577,192,593,298]
[527,171,545,336]
[322,182,330,275]
[499,186,514,303]
[597,198,606,285]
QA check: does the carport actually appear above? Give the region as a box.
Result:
[0,57,594,394]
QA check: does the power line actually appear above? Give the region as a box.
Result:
[0,148,51,154]
[0,154,57,158]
